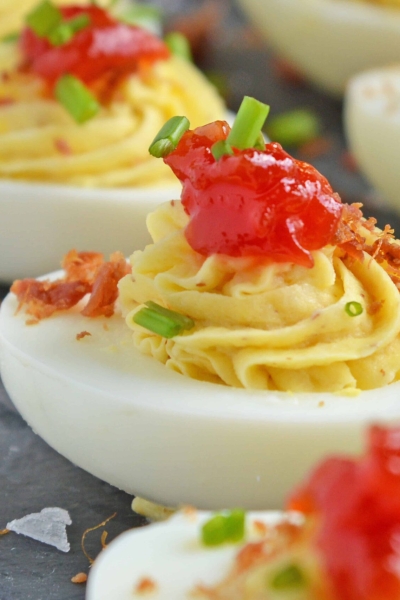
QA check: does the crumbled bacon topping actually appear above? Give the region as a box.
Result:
[134,577,158,595]
[333,202,400,287]
[11,250,131,320]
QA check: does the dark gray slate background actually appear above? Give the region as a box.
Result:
[1,1,400,599]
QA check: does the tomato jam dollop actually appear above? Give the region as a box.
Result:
[288,426,400,600]
[20,5,169,86]
[164,121,343,267]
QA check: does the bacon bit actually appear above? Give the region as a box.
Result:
[367,300,384,315]
[81,512,117,565]
[81,252,131,318]
[181,505,197,521]
[11,250,130,321]
[0,97,15,106]
[298,136,333,160]
[170,200,175,206]
[341,151,359,173]
[236,541,267,572]
[62,250,104,284]
[11,278,92,320]
[26,318,39,326]
[54,138,72,155]
[318,401,325,408]
[252,520,269,536]
[71,572,87,584]
[134,577,158,595]
[76,330,92,340]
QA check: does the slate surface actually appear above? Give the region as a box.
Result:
[2,2,400,599]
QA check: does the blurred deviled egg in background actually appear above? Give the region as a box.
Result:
[345,66,400,215]
[0,0,225,282]
[236,0,400,96]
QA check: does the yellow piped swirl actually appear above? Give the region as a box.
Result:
[119,201,400,393]
[0,51,224,187]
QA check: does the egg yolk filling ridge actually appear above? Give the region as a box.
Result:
[118,117,400,394]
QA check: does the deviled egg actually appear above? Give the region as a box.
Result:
[2,101,400,510]
[0,0,225,281]
[345,66,400,214]
[236,0,400,96]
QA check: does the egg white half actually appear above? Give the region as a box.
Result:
[86,510,295,600]
[236,0,400,96]
[345,66,400,213]
[1,280,400,509]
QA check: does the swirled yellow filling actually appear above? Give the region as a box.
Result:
[119,201,400,394]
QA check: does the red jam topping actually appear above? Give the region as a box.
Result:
[164,121,343,267]
[288,426,400,600]
[20,5,169,86]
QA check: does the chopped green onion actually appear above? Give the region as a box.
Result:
[227,96,270,151]
[269,563,306,590]
[55,75,100,124]
[26,0,62,38]
[224,509,246,543]
[265,108,321,148]
[1,32,19,43]
[211,140,234,161]
[149,116,190,158]
[254,131,266,151]
[133,302,194,338]
[345,301,363,317]
[48,14,91,46]
[145,301,194,330]
[165,32,192,62]
[201,510,246,547]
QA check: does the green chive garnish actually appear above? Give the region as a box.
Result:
[211,139,234,161]
[201,510,246,547]
[55,75,99,124]
[345,301,363,317]
[165,32,192,62]
[26,0,62,38]
[2,32,19,43]
[269,563,306,590]
[133,302,194,339]
[265,108,321,148]
[48,14,91,46]
[148,116,190,158]
[227,96,270,151]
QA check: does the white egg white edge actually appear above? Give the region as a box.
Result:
[237,0,400,96]
[86,509,301,600]
[1,274,400,509]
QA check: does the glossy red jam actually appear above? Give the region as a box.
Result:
[164,121,343,267]
[288,426,400,600]
[20,5,169,86]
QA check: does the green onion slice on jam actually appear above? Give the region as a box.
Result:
[345,301,363,317]
[212,96,270,160]
[48,14,91,46]
[148,116,190,158]
[269,563,306,590]
[211,139,234,161]
[26,0,63,38]
[201,509,246,547]
[133,301,195,339]
[165,32,192,62]
[55,75,100,124]
[227,96,270,150]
